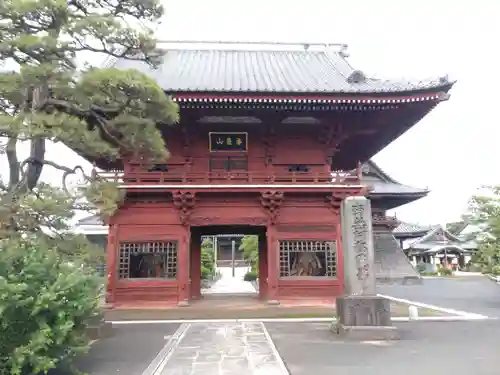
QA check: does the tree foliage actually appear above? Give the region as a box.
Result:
[201,238,216,280]
[239,235,259,274]
[0,0,177,372]
[466,185,500,274]
[445,221,466,235]
[0,0,179,239]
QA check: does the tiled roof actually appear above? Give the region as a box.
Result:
[77,215,102,226]
[368,181,428,196]
[406,226,478,251]
[393,222,432,234]
[360,160,428,197]
[110,46,451,95]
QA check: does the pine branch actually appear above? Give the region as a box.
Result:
[42,98,131,150]
[5,136,19,188]
[18,157,92,194]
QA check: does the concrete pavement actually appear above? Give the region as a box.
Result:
[266,320,500,375]
[50,277,500,375]
[377,275,500,317]
[203,266,257,295]
[156,322,287,375]
[67,318,500,375]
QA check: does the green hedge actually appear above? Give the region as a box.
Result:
[0,240,101,375]
[244,270,258,282]
[201,238,216,280]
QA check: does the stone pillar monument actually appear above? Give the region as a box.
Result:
[334,196,399,340]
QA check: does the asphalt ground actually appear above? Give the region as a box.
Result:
[46,276,500,374]
[47,323,181,375]
[377,276,500,317]
[266,320,500,375]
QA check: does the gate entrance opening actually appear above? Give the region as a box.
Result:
[190,225,268,301]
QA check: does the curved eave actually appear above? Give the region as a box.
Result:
[369,191,429,198]
[75,84,454,170]
[171,84,453,106]
[331,101,441,170]
[394,231,430,239]
[369,192,429,210]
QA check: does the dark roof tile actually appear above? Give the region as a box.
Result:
[110,47,451,94]
[77,215,102,226]
[393,222,432,234]
[406,226,478,251]
[360,160,428,197]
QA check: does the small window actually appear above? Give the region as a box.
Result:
[210,156,248,171]
[288,164,310,173]
[119,242,178,279]
[279,240,337,277]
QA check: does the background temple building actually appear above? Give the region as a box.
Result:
[401,225,478,270]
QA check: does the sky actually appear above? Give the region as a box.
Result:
[2,0,498,225]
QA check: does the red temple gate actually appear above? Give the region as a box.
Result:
[88,43,453,308]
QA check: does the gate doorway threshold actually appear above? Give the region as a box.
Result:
[105,294,337,321]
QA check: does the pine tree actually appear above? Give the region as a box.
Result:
[0,0,179,239]
[0,1,178,373]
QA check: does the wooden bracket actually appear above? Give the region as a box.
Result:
[172,191,196,226]
[260,191,284,225]
[326,188,369,217]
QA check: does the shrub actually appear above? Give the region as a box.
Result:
[421,271,439,276]
[490,265,500,276]
[415,263,427,274]
[439,267,453,276]
[201,238,216,280]
[244,270,258,282]
[0,239,101,375]
[239,235,259,275]
[466,263,483,272]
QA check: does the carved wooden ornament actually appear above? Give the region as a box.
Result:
[326,187,368,217]
[172,191,196,225]
[260,191,284,225]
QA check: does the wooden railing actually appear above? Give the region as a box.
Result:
[98,169,362,186]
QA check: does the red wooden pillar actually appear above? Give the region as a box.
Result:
[177,229,191,306]
[266,225,279,304]
[106,224,117,305]
[190,232,201,299]
[258,232,268,300]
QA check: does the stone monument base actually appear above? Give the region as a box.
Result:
[333,295,399,340]
[86,314,113,340]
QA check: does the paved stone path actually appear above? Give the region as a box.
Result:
[203,266,257,294]
[158,322,288,375]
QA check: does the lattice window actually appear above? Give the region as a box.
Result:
[209,156,248,171]
[279,240,337,278]
[118,241,178,279]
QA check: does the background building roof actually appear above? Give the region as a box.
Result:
[360,160,428,201]
[405,225,478,252]
[393,222,432,235]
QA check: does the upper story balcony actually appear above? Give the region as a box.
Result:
[97,162,363,188]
